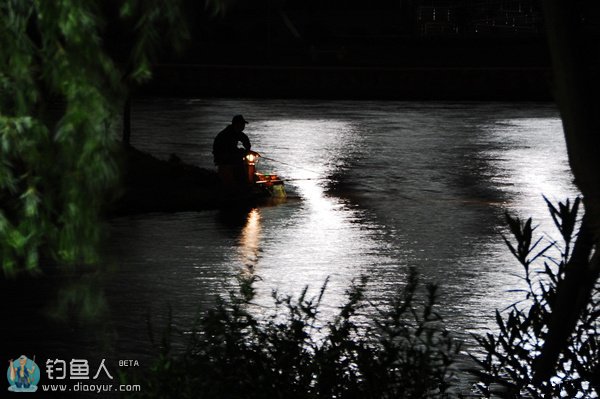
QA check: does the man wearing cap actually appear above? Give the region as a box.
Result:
[213,115,254,187]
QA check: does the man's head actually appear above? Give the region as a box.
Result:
[18,356,27,366]
[231,114,248,132]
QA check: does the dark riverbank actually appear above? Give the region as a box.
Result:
[142,64,553,101]
[113,146,282,215]
[112,146,221,215]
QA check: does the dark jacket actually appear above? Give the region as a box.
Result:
[212,125,251,165]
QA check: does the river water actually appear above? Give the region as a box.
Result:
[106,98,577,362]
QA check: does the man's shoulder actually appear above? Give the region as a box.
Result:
[220,125,234,133]
[214,125,231,140]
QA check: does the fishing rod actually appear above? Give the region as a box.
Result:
[282,177,329,182]
[260,156,322,175]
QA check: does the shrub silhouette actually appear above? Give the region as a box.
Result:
[124,271,459,399]
[472,197,600,398]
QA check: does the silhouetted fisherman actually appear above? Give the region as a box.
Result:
[213,115,253,188]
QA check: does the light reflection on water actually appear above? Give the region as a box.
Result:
[239,208,262,272]
[107,99,578,360]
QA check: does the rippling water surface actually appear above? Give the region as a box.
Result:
[107,99,577,358]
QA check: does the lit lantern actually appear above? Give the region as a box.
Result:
[245,152,258,165]
[245,152,260,184]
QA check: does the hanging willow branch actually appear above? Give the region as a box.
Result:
[0,0,195,276]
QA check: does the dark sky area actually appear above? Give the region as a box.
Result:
[167,0,599,67]
[130,0,600,99]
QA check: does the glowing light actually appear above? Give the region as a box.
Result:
[246,152,259,165]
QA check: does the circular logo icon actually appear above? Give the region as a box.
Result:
[7,355,40,393]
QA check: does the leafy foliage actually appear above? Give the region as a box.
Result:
[124,269,459,399]
[472,197,600,397]
[0,0,189,276]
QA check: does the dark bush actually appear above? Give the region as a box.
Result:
[471,197,600,398]
[124,270,459,399]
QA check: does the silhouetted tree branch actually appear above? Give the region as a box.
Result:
[535,0,600,381]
